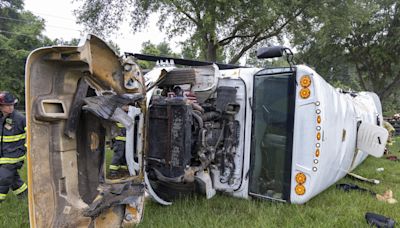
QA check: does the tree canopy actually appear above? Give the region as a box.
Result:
[138,40,179,69]
[75,0,319,63]
[0,0,54,107]
[294,0,400,110]
[74,0,400,112]
[1,0,397,113]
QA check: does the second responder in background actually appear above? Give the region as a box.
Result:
[0,92,27,202]
[109,105,129,179]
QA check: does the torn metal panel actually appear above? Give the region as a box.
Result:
[82,94,144,123]
[26,34,146,228]
[77,35,126,93]
[64,78,90,138]
[122,56,146,94]
[93,206,125,228]
[76,111,106,204]
[83,183,145,218]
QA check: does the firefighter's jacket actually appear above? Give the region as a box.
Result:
[0,111,26,163]
[109,122,127,170]
[114,123,126,142]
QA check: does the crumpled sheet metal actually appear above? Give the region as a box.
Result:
[82,94,144,121]
[83,183,145,218]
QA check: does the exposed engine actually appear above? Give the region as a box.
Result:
[146,67,242,199]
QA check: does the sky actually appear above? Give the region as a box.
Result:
[23,0,183,53]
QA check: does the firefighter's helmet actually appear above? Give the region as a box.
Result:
[0,92,18,105]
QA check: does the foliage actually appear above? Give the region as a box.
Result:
[294,0,400,112]
[74,0,321,63]
[382,91,400,116]
[0,0,53,108]
[138,40,179,69]
[53,37,80,46]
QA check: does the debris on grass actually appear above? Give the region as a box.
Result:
[386,155,399,161]
[376,190,398,204]
[347,173,380,184]
[365,212,396,228]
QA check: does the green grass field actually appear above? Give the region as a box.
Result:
[1,137,399,227]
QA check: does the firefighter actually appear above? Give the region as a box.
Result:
[109,106,129,178]
[0,92,27,202]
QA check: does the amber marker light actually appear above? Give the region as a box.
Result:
[317,115,321,124]
[316,149,320,157]
[295,173,306,184]
[317,132,321,140]
[300,75,311,87]
[295,184,306,195]
[300,88,310,99]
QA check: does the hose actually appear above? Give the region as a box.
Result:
[202,111,221,121]
[191,103,204,113]
[192,111,204,128]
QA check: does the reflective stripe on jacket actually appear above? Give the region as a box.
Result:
[114,122,126,141]
[0,155,26,164]
[0,133,26,142]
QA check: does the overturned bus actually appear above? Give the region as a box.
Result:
[25,34,388,227]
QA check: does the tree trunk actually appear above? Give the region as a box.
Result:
[207,41,217,62]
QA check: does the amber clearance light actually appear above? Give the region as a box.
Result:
[300,75,311,87]
[299,88,310,99]
[295,173,306,184]
[316,149,320,157]
[295,184,306,195]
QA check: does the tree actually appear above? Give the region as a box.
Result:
[293,0,400,111]
[0,0,53,107]
[53,38,80,46]
[141,40,178,57]
[75,0,318,63]
[138,40,179,69]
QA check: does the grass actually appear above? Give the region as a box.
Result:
[0,162,29,228]
[1,137,399,227]
[139,138,400,227]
